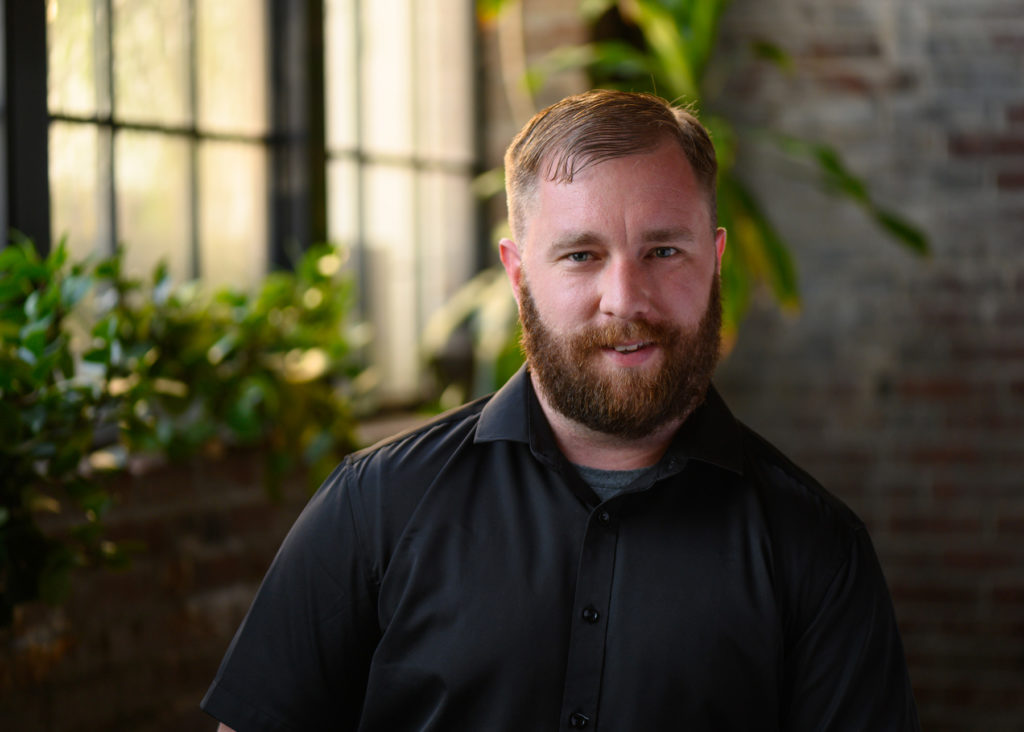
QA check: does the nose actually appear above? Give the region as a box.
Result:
[599,258,652,320]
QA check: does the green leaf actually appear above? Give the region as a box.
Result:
[580,0,617,21]
[751,39,794,71]
[629,0,698,100]
[720,173,800,309]
[870,208,930,256]
[476,0,511,22]
[688,0,729,79]
[61,273,92,309]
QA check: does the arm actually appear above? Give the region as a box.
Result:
[783,527,919,730]
[200,464,379,730]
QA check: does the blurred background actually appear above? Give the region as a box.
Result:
[1,0,1022,730]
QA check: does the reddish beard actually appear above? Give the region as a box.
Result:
[519,274,722,439]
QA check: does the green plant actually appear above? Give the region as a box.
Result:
[0,237,125,625]
[87,242,365,494]
[0,236,365,625]
[548,0,928,343]
[437,0,929,402]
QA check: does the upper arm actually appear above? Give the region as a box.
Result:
[200,466,379,730]
[782,529,920,731]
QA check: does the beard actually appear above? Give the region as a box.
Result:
[519,273,722,440]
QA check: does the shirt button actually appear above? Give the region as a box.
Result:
[569,711,590,728]
[597,510,611,526]
[581,606,600,623]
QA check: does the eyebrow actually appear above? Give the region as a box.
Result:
[549,227,698,253]
[642,227,698,244]
[549,231,603,254]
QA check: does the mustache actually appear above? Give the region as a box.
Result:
[569,319,679,349]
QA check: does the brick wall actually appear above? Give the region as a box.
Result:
[711,1,1024,729]
[0,453,313,731]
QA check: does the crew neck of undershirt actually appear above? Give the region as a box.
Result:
[572,463,658,502]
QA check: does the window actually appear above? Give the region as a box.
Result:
[325,0,480,402]
[8,0,481,404]
[47,0,270,289]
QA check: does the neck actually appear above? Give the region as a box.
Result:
[530,372,682,471]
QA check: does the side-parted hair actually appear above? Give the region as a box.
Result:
[503,89,718,243]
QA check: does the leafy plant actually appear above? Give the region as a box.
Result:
[556,0,928,343]
[0,237,121,625]
[0,236,365,625]
[435,0,929,402]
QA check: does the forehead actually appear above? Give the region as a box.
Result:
[526,142,712,243]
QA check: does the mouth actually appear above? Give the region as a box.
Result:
[610,341,653,354]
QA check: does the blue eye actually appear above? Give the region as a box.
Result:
[653,247,678,258]
[567,252,592,262]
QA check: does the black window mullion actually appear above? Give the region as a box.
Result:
[268,0,325,271]
[187,0,199,279]
[101,0,117,258]
[4,0,50,252]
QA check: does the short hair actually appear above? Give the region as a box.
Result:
[503,89,718,242]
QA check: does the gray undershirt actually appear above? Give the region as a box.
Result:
[573,463,658,502]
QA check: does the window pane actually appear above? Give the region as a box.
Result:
[419,170,476,314]
[47,0,99,116]
[416,0,474,162]
[327,157,360,246]
[116,131,191,281]
[325,0,358,151]
[364,164,418,399]
[361,0,413,156]
[198,141,267,290]
[46,0,100,116]
[50,121,106,261]
[196,0,268,136]
[113,0,190,126]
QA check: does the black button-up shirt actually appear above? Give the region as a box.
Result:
[202,368,919,731]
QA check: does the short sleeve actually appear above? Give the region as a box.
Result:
[782,527,920,731]
[201,463,380,731]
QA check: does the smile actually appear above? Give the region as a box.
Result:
[612,342,651,354]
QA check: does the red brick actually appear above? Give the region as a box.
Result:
[890,515,984,535]
[992,34,1024,52]
[804,39,882,59]
[942,550,1018,571]
[906,446,981,467]
[818,73,873,94]
[992,584,1024,605]
[895,378,976,399]
[997,170,1024,189]
[949,133,1024,157]
[996,516,1024,536]
[890,582,979,605]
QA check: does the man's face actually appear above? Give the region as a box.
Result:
[500,140,727,438]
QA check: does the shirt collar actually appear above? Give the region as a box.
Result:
[476,365,745,476]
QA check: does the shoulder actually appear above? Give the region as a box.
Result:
[733,422,872,624]
[343,393,492,490]
[310,395,493,563]
[737,421,865,541]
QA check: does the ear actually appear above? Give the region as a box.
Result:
[499,237,524,303]
[714,227,727,269]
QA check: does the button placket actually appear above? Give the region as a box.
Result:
[558,506,620,730]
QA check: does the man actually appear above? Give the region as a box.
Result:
[202,90,919,730]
